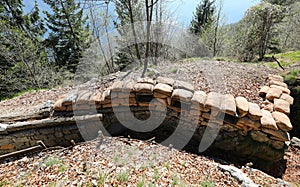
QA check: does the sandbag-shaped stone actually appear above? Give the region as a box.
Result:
[271,111,293,131]
[154,83,173,97]
[280,93,294,105]
[250,131,269,143]
[191,91,207,109]
[248,102,262,121]
[205,92,223,110]
[171,89,193,102]
[156,76,175,86]
[73,104,92,111]
[270,85,290,95]
[137,77,155,85]
[134,83,154,93]
[62,92,78,106]
[173,80,194,92]
[235,97,249,117]
[274,99,290,114]
[111,81,124,92]
[89,91,102,104]
[53,99,66,111]
[269,80,288,89]
[262,100,274,112]
[122,79,135,92]
[268,74,284,82]
[237,117,261,131]
[266,87,282,101]
[221,94,236,116]
[260,109,278,130]
[262,128,290,141]
[76,90,93,104]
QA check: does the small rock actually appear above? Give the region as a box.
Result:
[171,89,193,102]
[76,91,93,104]
[250,131,269,143]
[274,99,290,114]
[173,80,194,92]
[270,85,291,95]
[269,80,288,89]
[266,87,282,101]
[268,74,284,82]
[191,91,207,109]
[280,93,294,105]
[260,109,278,130]
[205,92,223,110]
[156,76,175,86]
[154,83,173,97]
[262,128,290,141]
[53,99,66,111]
[111,81,124,92]
[237,117,261,130]
[290,137,300,149]
[235,97,249,117]
[62,92,78,106]
[137,77,155,85]
[272,111,293,131]
[218,165,259,187]
[122,79,135,92]
[134,83,154,93]
[248,102,262,121]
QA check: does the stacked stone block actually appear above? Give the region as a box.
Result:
[52,75,293,153]
[0,75,293,167]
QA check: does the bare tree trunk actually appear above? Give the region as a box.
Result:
[104,2,115,70]
[153,0,162,65]
[212,0,223,57]
[89,8,112,73]
[127,0,142,65]
[142,0,159,77]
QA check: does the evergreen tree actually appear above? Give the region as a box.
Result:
[0,0,51,99]
[43,0,90,73]
[233,2,284,61]
[190,0,216,36]
[263,0,297,6]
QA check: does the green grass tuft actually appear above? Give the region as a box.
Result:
[265,51,300,68]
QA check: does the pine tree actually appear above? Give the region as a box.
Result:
[190,0,216,36]
[0,0,50,99]
[43,0,90,73]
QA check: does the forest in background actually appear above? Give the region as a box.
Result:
[0,0,299,99]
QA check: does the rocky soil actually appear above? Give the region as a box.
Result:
[0,136,299,186]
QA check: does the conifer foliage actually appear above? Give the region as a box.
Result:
[190,0,215,36]
[43,0,90,73]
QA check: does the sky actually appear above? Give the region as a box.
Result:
[24,0,260,25]
[173,0,260,25]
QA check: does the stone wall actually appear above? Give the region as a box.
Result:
[0,74,293,170]
[0,117,85,155]
[52,75,293,164]
[285,77,300,137]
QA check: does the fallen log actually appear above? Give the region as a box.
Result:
[0,140,46,161]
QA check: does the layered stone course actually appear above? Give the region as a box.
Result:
[53,75,292,157]
[0,74,294,167]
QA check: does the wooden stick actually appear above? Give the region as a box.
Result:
[272,55,285,70]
